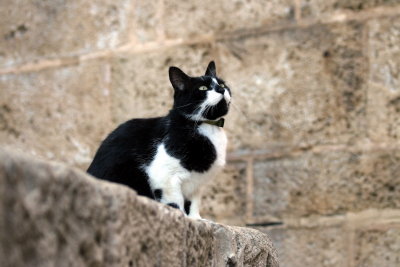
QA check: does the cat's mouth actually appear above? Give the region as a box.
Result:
[189,99,228,121]
[188,90,231,122]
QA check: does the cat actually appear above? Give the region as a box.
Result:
[87,61,231,219]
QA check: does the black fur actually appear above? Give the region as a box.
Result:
[87,61,231,201]
[184,200,192,215]
[154,189,162,200]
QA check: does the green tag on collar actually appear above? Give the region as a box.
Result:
[203,118,225,127]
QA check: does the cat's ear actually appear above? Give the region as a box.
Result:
[205,61,216,76]
[169,66,189,91]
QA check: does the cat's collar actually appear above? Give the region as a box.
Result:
[203,118,225,128]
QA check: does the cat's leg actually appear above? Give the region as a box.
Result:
[158,178,185,212]
[187,193,202,219]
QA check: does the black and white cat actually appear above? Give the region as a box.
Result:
[87,61,231,219]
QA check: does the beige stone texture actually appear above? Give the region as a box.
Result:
[367,16,400,143]
[201,162,247,225]
[0,148,279,267]
[0,60,113,169]
[259,225,346,267]
[163,0,295,39]
[2,0,400,266]
[0,0,134,68]
[251,150,400,221]
[134,0,161,43]
[354,227,400,267]
[218,22,367,151]
[109,44,216,124]
[301,0,400,20]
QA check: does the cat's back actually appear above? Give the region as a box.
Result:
[87,116,168,178]
[108,117,167,149]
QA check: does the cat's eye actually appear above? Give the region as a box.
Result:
[220,84,225,88]
[199,86,208,91]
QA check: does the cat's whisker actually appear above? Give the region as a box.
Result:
[211,104,217,113]
[230,102,250,120]
[174,103,192,109]
[191,104,204,135]
[205,105,213,116]
[174,100,203,110]
[194,104,212,135]
[193,121,198,136]
[192,104,203,119]
[230,101,284,131]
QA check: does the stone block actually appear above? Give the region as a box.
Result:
[109,44,216,124]
[367,16,400,142]
[0,59,113,169]
[259,225,347,267]
[354,227,400,267]
[301,0,400,20]
[251,149,400,221]
[134,0,160,43]
[0,0,134,68]
[218,22,367,151]
[201,162,247,225]
[163,0,295,39]
[0,148,279,267]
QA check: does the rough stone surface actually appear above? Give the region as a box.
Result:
[201,162,247,225]
[0,0,134,68]
[354,227,400,267]
[133,0,160,43]
[0,149,278,267]
[164,0,295,39]
[301,0,400,20]
[260,225,346,267]
[367,16,400,142]
[0,60,113,169]
[218,22,367,151]
[109,44,216,124]
[252,150,400,221]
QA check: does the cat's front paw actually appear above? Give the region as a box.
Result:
[188,214,202,220]
[199,217,214,223]
[187,214,214,223]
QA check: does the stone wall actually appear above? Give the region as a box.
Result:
[0,149,278,267]
[1,1,400,266]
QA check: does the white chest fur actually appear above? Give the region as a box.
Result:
[197,123,227,167]
[145,124,227,201]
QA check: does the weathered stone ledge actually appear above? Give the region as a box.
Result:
[0,149,278,267]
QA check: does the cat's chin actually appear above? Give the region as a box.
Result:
[202,100,229,120]
[204,114,228,121]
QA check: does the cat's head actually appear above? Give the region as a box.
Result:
[169,61,231,121]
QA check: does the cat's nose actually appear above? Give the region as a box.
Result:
[215,86,225,94]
